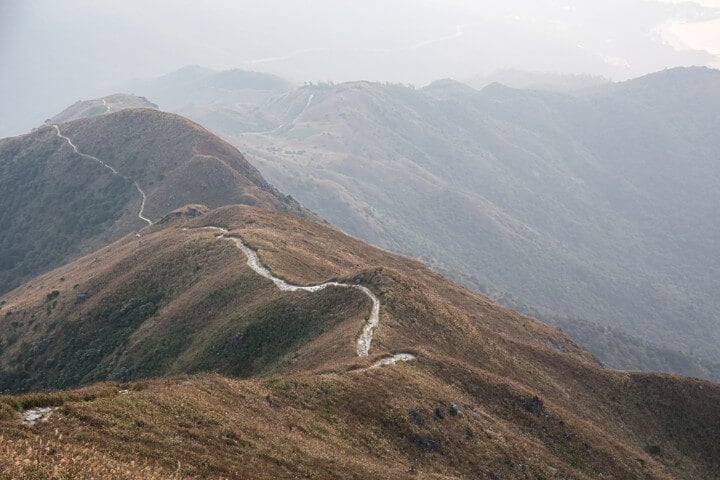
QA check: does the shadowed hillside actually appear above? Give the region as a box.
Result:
[0,109,310,296]
[0,205,719,479]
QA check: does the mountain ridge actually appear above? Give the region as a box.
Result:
[0,107,311,296]
[172,66,720,370]
[1,204,719,479]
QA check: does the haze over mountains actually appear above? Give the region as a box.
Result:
[465,69,610,94]
[4,64,718,382]
[127,66,720,375]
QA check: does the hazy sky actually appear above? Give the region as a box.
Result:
[1,0,719,137]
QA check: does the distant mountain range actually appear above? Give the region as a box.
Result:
[0,106,309,296]
[465,69,610,94]
[143,66,720,373]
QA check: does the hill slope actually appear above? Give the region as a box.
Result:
[0,109,309,295]
[0,205,719,479]
[169,67,720,370]
[46,93,158,124]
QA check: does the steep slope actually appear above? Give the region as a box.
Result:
[169,67,720,371]
[47,93,158,124]
[0,109,309,296]
[1,205,719,479]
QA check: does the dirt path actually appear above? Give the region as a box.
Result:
[53,125,152,226]
[192,226,414,362]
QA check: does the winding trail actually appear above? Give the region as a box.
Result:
[53,125,152,226]
[297,93,314,120]
[192,226,415,364]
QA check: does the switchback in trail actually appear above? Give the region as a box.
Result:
[190,226,416,364]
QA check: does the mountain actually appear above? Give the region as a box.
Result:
[46,93,158,124]
[126,65,293,111]
[158,67,720,372]
[466,69,610,94]
[0,108,309,296]
[1,205,719,479]
[124,66,296,138]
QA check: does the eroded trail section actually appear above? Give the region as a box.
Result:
[22,407,56,425]
[193,226,400,359]
[53,125,152,226]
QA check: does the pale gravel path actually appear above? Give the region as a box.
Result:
[191,226,415,363]
[53,125,152,226]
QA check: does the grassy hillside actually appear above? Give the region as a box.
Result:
[0,211,365,392]
[0,109,310,296]
[172,67,720,369]
[0,205,719,479]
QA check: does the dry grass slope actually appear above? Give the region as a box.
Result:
[0,205,718,479]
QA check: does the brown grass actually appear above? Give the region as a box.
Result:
[1,205,719,479]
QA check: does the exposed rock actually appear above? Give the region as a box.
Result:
[523,396,545,416]
[23,407,57,425]
[409,409,424,427]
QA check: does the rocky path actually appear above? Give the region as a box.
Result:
[53,125,152,226]
[192,226,415,363]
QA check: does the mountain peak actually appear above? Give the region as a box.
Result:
[47,93,157,125]
[0,107,312,295]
